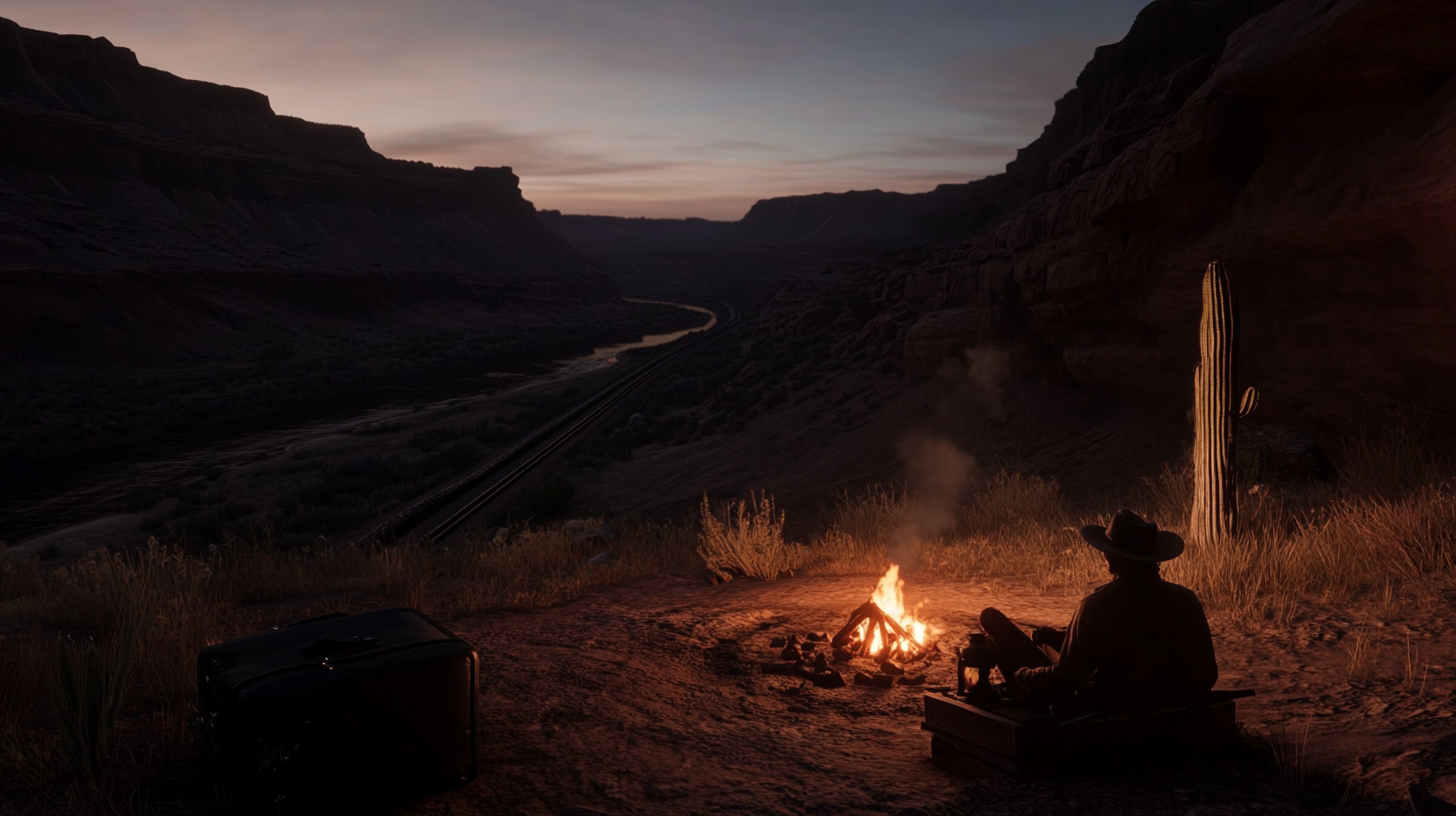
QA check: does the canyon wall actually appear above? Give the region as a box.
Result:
[852,0,1456,442]
[0,17,613,363]
[733,0,1287,247]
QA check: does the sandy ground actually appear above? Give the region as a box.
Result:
[401,573,1456,816]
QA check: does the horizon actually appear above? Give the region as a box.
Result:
[4,0,1149,220]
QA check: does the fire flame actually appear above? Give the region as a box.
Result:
[853,564,931,659]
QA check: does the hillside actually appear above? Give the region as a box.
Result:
[0,16,614,366]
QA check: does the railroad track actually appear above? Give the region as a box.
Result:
[365,301,739,545]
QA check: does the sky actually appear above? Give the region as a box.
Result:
[5,0,1151,220]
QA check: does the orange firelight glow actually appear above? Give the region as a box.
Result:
[853,564,932,659]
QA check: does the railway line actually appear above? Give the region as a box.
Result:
[365,300,739,544]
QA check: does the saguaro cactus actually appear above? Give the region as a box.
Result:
[1190,261,1258,547]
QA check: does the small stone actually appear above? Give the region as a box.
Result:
[769,636,787,648]
[787,634,801,647]
[899,674,927,686]
[806,632,828,642]
[853,672,895,689]
[832,648,854,663]
[779,645,801,661]
[879,660,905,676]
[811,670,846,689]
[812,653,829,673]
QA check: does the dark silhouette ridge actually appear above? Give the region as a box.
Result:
[0,16,613,364]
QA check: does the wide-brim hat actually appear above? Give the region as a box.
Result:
[1080,509,1185,562]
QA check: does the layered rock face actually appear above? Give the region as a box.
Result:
[875,0,1456,439]
[734,0,1285,248]
[0,18,612,363]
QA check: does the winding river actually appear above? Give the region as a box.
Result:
[0,300,716,547]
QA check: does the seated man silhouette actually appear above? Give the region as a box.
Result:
[979,510,1218,712]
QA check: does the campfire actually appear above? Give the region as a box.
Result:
[761,564,940,689]
[831,564,930,661]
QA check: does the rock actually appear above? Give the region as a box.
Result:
[812,653,829,673]
[805,632,828,642]
[878,660,905,676]
[769,636,787,648]
[778,646,801,661]
[853,672,895,689]
[832,648,854,663]
[899,674,927,686]
[810,670,846,689]
[901,308,996,375]
[562,521,618,548]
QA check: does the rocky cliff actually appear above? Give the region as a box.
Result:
[0,17,613,363]
[734,0,1286,247]
[848,0,1456,442]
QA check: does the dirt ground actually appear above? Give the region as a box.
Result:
[405,573,1456,816]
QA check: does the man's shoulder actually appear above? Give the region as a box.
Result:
[1083,577,1204,605]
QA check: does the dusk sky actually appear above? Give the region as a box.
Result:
[8,1,1150,219]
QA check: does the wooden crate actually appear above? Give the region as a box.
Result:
[922,690,1252,777]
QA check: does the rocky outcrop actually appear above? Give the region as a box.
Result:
[0,17,612,363]
[733,0,1285,248]
[869,0,1456,440]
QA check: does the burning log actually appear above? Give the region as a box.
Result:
[830,600,919,661]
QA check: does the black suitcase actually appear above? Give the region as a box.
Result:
[197,608,479,814]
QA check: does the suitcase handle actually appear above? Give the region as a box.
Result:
[303,636,384,662]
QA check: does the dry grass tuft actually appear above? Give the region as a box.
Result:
[697,492,810,581]
[4,411,1456,812]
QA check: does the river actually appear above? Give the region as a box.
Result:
[0,300,716,547]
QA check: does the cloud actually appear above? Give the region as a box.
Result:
[1,0,1149,218]
[376,123,685,177]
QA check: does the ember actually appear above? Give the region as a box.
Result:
[831,565,931,662]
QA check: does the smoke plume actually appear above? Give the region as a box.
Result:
[889,433,978,566]
[964,346,1011,420]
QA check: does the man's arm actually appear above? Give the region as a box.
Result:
[1015,599,1101,694]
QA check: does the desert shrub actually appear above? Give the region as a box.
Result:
[51,617,136,798]
[1337,409,1441,498]
[960,471,1069,533]
[697,492,809,581]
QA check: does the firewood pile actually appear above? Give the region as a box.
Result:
[759,601,941,689]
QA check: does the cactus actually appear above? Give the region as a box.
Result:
[1190,261,1258,546]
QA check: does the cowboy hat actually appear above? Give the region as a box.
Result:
[1079,509,1185,562]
